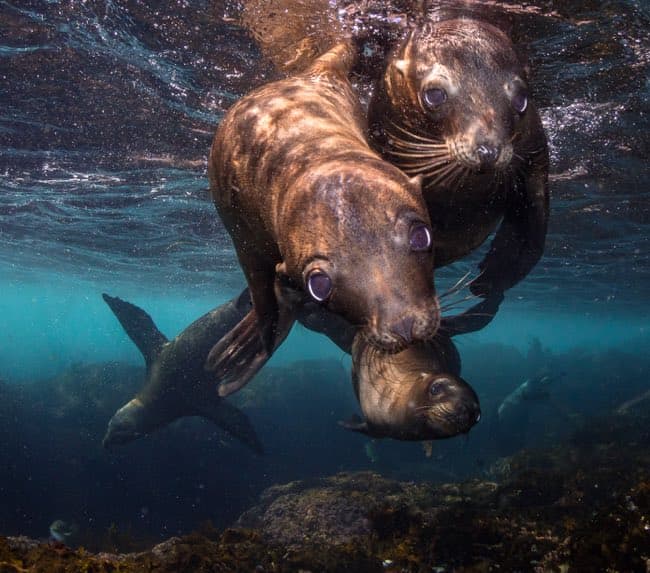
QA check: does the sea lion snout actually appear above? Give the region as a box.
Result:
[365,295,440,352]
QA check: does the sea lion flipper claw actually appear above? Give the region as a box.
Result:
[205,309,269,392]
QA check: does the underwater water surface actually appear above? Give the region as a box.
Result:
[0,0,649,565]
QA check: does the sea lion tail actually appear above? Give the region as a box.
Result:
[102,293,168,368]
[197,398,264,455]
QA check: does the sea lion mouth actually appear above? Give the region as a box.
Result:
[362,309,440,353]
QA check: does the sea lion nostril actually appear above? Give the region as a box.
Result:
[476,144,499,166]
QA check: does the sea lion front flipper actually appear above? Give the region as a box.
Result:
[102,293,168,368]
[205,309,270,396]
[196,398,264,455]
[470,150,549,296]
[441,291,504,337]
[338,414,371,435]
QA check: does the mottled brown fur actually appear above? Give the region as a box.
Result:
[207,43,440,396]
[369,18,549,295]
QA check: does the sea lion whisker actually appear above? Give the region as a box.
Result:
[439,293,482,312]
[394,156,453,168]
[387,137,448,152]
[423,162,461,189]
[386,133,448,149]
[439,270,475,298]
[387,137,448,154]
[401,160,456,177]
[387,120,445,145]
[387,149,451,160]
[435,161,466,188]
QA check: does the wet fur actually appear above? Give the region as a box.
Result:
[207,42,440,395]
[369,18,549,295]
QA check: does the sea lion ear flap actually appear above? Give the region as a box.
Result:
[275,261,289,279]
[394,58,409,79]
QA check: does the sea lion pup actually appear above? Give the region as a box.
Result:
[368,18,549,297]
[339,294,499,440]
[206,41,440,396]
[101,291,263,454]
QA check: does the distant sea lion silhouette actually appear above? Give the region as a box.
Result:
[206,41,440,396]
[101,292,263,454]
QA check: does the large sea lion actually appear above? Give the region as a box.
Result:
[236,5,549,297]
[206,41,440,396]
[368,18,549,296]
[101,292,263,454]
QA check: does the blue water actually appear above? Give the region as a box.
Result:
[0,0,649,548]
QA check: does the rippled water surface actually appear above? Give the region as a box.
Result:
[2,0,648,310]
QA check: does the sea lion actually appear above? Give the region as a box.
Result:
[368,18,549,296]
[101,291,263,454]
[339,293,500,440]
[206,41,440,396]
[497,370,566,421]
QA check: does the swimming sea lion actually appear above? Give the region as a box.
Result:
[340,293,500,440]
[497,369,566,421]
[368,18,549,296]
[101,291,263,454]
[206,41,440,396]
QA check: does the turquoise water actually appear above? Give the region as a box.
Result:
[0,0,648,549]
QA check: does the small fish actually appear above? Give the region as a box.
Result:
[364,440,379,463]
[49,519,77,544]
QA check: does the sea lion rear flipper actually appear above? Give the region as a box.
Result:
[102,293,168,367]
[441,291,504,337]
[197,398,264,455]
[470,152,549,296]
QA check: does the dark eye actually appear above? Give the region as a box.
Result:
[306,270,332,302]
[409,223,432,252]
[429,380,442,395]
[429,376,450,396]
[512,90,528,113]
[422,87,447,110]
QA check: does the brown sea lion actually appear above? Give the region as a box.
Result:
[339,293,499,440]
[206,42,440,396]
[347,334,480,440]
[368,18,549,296]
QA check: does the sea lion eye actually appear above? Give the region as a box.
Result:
[422,87,447,110]
[409,223,432,252]
[512,90,528,113]
[306,270,332,302]
[429,380,442,395]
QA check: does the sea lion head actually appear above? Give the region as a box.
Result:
[372,18,535,190]
[102,398,146,448]
[278,159,440,352]
[350,336,481,440]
